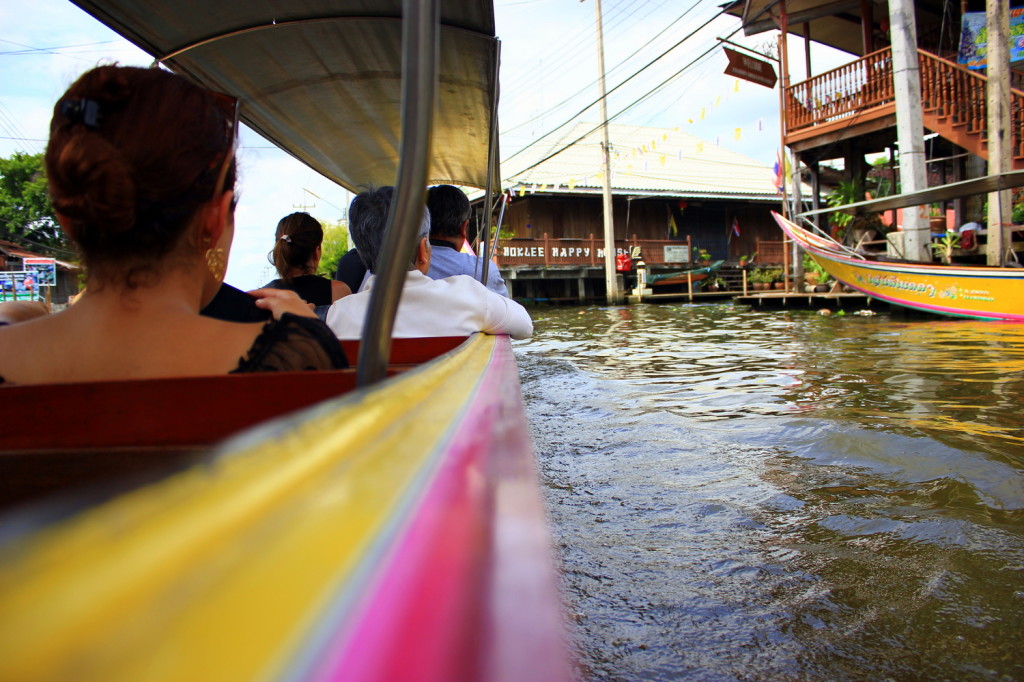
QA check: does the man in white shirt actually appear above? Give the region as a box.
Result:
[325,186,533,340]
[425,184,509,296]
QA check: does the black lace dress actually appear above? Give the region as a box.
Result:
[0,314,347,385]
[232,313,347,372]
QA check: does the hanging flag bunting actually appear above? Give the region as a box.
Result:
[539,183,548,192]
[734,79,740,92]
[757,118,764,131]
[518,186,526,197]
[700,108,705,120]
[734,128,742,140]
[696,142,704,152]
[530,184,537,193]
[659,154,666,166]
[569,178,577,190]
[715,95,721,106]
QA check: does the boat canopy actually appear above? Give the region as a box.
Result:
[70,0,500,191]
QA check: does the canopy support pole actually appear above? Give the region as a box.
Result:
[358,0,439,387]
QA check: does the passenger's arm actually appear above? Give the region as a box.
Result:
[248,288,317,319]
[0,301,50,325]
[482,290,533,340]
[330,279,352,301]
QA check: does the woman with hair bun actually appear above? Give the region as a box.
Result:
[0,65,346,385]
[264,212,351,307]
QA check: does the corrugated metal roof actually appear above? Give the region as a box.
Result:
[0,240,79,270]
[502,122,783,201]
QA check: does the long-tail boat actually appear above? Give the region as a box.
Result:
[648,260,724,288]
[773,211,1024,321]
[0,2,573,680]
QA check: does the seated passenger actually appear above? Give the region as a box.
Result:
[325,186,532,340]
[0,65,346,386]
[425,184,509,296]
[263,212,351,305]
[334,247,369,293]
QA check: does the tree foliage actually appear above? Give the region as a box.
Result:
[317,218,349,278]
[0,152,66,254]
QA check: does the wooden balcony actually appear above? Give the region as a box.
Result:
[784,47,1024,169]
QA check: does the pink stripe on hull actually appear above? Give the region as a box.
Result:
[310,344,506,682]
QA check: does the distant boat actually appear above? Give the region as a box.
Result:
[773,212,1024,321]
[649,260,724,287]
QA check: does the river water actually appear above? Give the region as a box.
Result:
[514,302,1024,681]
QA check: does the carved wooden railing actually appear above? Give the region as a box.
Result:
[496,233,693,267]
[918,49,1024,162]
[753,239,786,265]
[786,47,894,132]
[785,47,1024,164]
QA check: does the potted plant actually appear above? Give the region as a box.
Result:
[769,268,786,290]
[929,204,947,232]
[826,180,857,242]
[705,275,727,292]
[802,253,832,290]
[693,247,711,266]
[928,229,960,264]
[738,252,757,268]
[749,268,772,290]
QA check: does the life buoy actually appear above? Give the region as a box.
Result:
[615,253,632,272]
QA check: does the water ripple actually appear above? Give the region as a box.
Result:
[517,303,1024,680]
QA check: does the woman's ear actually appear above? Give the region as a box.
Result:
[199,190,235,250]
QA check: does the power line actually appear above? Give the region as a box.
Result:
[505,20,745,182]
[504,1,705,135]
[504,5,727,168]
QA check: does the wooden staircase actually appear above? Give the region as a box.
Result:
[918,49,1024,170]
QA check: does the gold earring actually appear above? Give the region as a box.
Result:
[205,247,226,282]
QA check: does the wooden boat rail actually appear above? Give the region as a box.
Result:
[0,336,468,512]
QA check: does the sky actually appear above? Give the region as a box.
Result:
[0,0,850,289]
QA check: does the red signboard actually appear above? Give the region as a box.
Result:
[723,47,778,89]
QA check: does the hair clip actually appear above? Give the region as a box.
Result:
[279,234,292,243]
[59,98,102,129]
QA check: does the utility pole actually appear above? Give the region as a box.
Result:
[887,0,929,261]
[985,0,1010,266]
[594,0,621,304]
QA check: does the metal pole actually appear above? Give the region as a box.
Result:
[480,40,502,285]
[595,0,621,304]
[357,0,439,387]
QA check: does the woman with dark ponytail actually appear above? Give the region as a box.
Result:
[0,65,346,385]
[263,212,351,307]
